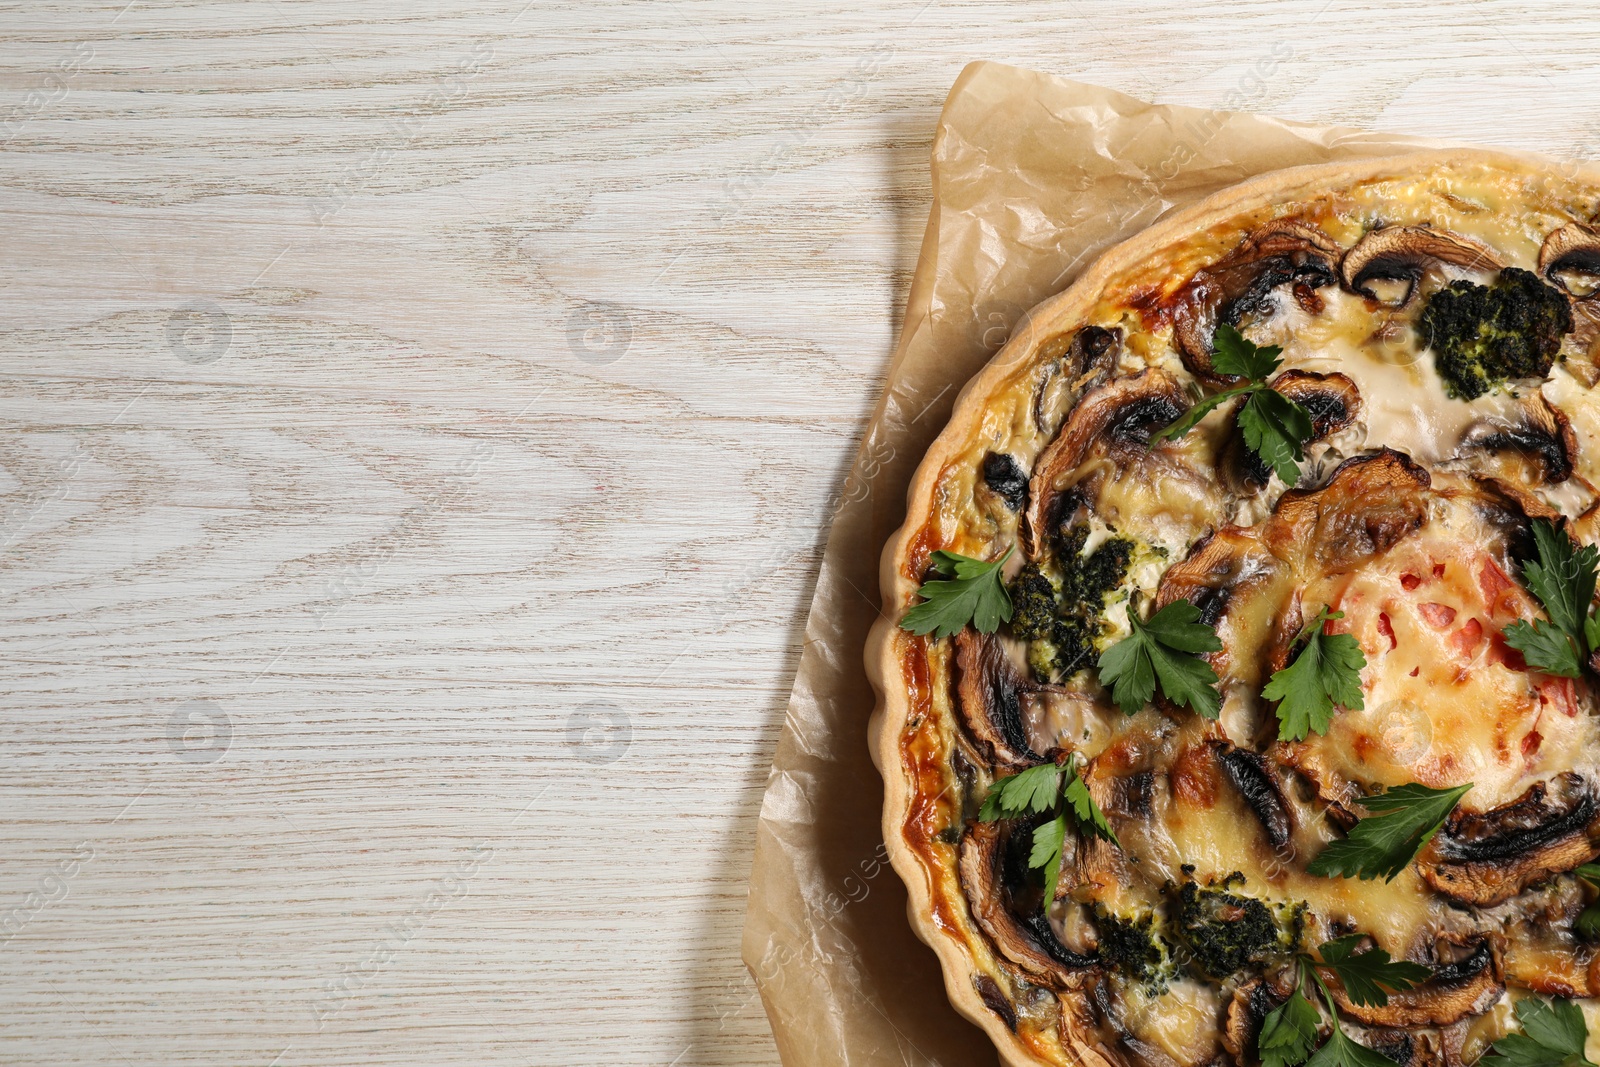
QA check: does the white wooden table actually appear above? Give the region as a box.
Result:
[2,3,1597,1064]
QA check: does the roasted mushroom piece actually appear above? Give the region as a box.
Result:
[1215,744,1293,851]
[1023,368,1188,559]
[1457,393,1577,486]
[1340,225,1504,306]
[981,451,1029,511]
[1539,221,1600,378]
[1173,221,1341,382]
[1223,975,1299,1063]
[1321,938,1503,1029]
[959,819,1095,989]
[1540,222,1600,300]
[1033,324,1124,436]
[1418,773,1600,907]
[954,630,1047,769]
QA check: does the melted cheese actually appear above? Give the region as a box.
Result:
[1300,508,1600,809]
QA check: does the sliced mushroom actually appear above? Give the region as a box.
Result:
[1323,937,1503,1029]
[959,820,1095,989]
[972,973,1019,1032]
[1173,220,1341,381]
[1540,222,1600,299]
[1341,225,1504,306]
[1500,885,1600,996]
[981,451,1029,511]
[1458,393,1577,486]
[1266,449,1431,572]
[1153,527,1295,698]
[954,630,1046,769]
[1088,972,1224,1067]
[1216,744,1293,851]
[1539,222,1600,381]
[1230,370,1363,490]
[1418,773,1600,907]
[1033,325,1124,437]
[1024,367,1187,558]
[1223,974,1297,1063]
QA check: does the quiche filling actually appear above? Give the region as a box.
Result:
[884,161,1600,1067]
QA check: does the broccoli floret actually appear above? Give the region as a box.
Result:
[1006,531,1133,684]
[1067,536,1133,607]
[1093,906,1166,981]
[1419,267,1572,400]
[1009,564,1058,643]
[1173,874,1303,980]
[1010,564,1087,680]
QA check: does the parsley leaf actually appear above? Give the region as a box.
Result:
[900,546,1014,639]
[1212,322,1285,379]
[1148,381,1255,444]
[1574,864,1600,941]
[1526,520,1600,639]
[1506,619,1584,678]
[1258,988,1320,1067]
[1062,772,1118,845]
[1315,935,1430,1008]
[1097,598,1222,717]
[1484,997,1596,1067]
[1029,814,1070,902]
[1148,325,1318,486]
[978,761,1062,822]
[1505,519,1600,678]
[1306,1021,1402,1067]
[1263,607,1367,742]
[1307,781,1472,882]
[1239,388,1316,486]
[978,755,1119,902]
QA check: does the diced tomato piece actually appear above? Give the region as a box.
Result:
[1537,676,1580,717]
[1451,617,1485,657]
[1433,562,1447,579]
[1478,557,1513,601]
[1488,630,1528,671]
[1523,730,1543,758]
[1377,612,1397,651]
[1400,573,1421,591]
[1418,602,1457,629]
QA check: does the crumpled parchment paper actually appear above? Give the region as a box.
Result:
[742,59,1448,1067]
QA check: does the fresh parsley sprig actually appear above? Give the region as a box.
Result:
[1504,519,1600,678]
[1097,597,1223,718]
[1150,324,1317,486]
[1263,606,1367,742]
[1482,997,1596,1067]
[1314,935,1431,1008]
[978,755,1118,902]
[1259,934,1430,1067]
[899,546,1014,639]
[1306,781,1472,882]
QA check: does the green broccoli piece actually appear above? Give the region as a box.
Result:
[1092,906,1167,982]
[1006,531,1134,684]
[1173,873,1303,980]
[1061,528,1134,608]
[1009,563,1058,643]
[1418,267,1573,400]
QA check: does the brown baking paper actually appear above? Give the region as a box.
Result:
[742,60,1450,1067]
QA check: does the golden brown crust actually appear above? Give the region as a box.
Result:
[867,150,1600,1067]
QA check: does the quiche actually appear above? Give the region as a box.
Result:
[867,151,1600,1067]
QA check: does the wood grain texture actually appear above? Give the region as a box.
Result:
[0,2,1598,1064]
